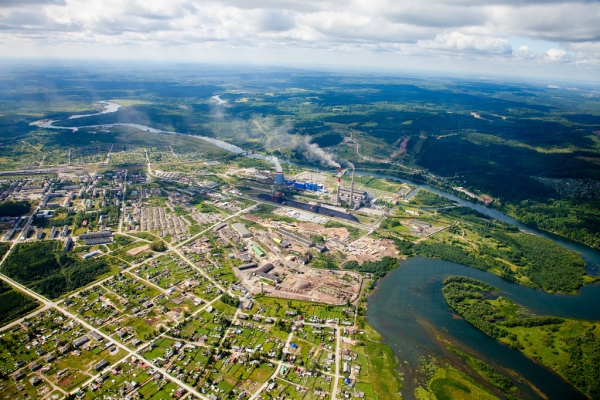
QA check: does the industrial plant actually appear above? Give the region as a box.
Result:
[336,167,371,209]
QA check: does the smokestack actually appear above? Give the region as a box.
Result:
[274,170,285,185]
[350,167,355,208]
[336,167,342,204]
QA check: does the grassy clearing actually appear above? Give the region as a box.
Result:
[109,99,152,107]
[350,175,403,193]
[448,346,516,392]
[415,367,498,400]
[352,316,403,399]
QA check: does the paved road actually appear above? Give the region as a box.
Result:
[331,327,342,400]
[249,328,296,400]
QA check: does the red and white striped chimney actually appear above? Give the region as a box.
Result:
[336,167,342,204]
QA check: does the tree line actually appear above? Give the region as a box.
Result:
[1,241,110,299]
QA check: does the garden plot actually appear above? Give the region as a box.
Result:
[226,324,284,360]
[133,253,218,303]
[168,345,212,387]
[252,297,352,323]
[63,286,122,328]
[284,368,333,399]
[285,335,319,367]
[76,357,184,399]
[295,324,336,347]
[99,274,173,345]
[133,254,195,290]
[258,372,332,400]
[170,311,226,347]
[185,252,238,288]
[202,356,276,399]
[0,309,125,397]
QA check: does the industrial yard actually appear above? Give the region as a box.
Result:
[236,261,362,305]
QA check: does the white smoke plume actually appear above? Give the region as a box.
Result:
[262,119,341,168]
[266,155,282,171]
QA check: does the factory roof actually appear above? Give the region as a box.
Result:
[231,222,251,238]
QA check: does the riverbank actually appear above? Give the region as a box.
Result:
[379,205,596,294]
[368,257,596,400]
[442,275,599,399]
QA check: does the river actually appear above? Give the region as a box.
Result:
[367,257,598,399]
[32,100,600,398]
[30,100,255,156]
[211,95,227,105]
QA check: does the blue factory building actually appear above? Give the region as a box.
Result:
[286,180,325,192]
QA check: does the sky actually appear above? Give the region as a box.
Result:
[1,0,599,82]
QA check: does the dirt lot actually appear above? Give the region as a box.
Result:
[126,244,150,256]
[234,261,362,305]
[297,222,350,242]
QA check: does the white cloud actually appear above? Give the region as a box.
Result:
[546,48,567,62]
[513,45,543,59]
[420,32,512,55]
[0,0,598,78]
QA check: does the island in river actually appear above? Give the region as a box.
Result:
[443,276,600,399]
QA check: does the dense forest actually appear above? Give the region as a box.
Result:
[512,198,600,249]
[442,276,600,399]
[0,242,9,260]
[0,281,38,324]
[0,200,30,217]
[1,241,110,299]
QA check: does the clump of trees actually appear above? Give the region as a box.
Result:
[150,240,167,252]
[344,256,399,287]
[0,281,38,324]
[443,278,510,339]
[219,293,239,308]
[560,334,600,399]
[468,357,515,391]
[410,190,453,207]
[443,276,497,291]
